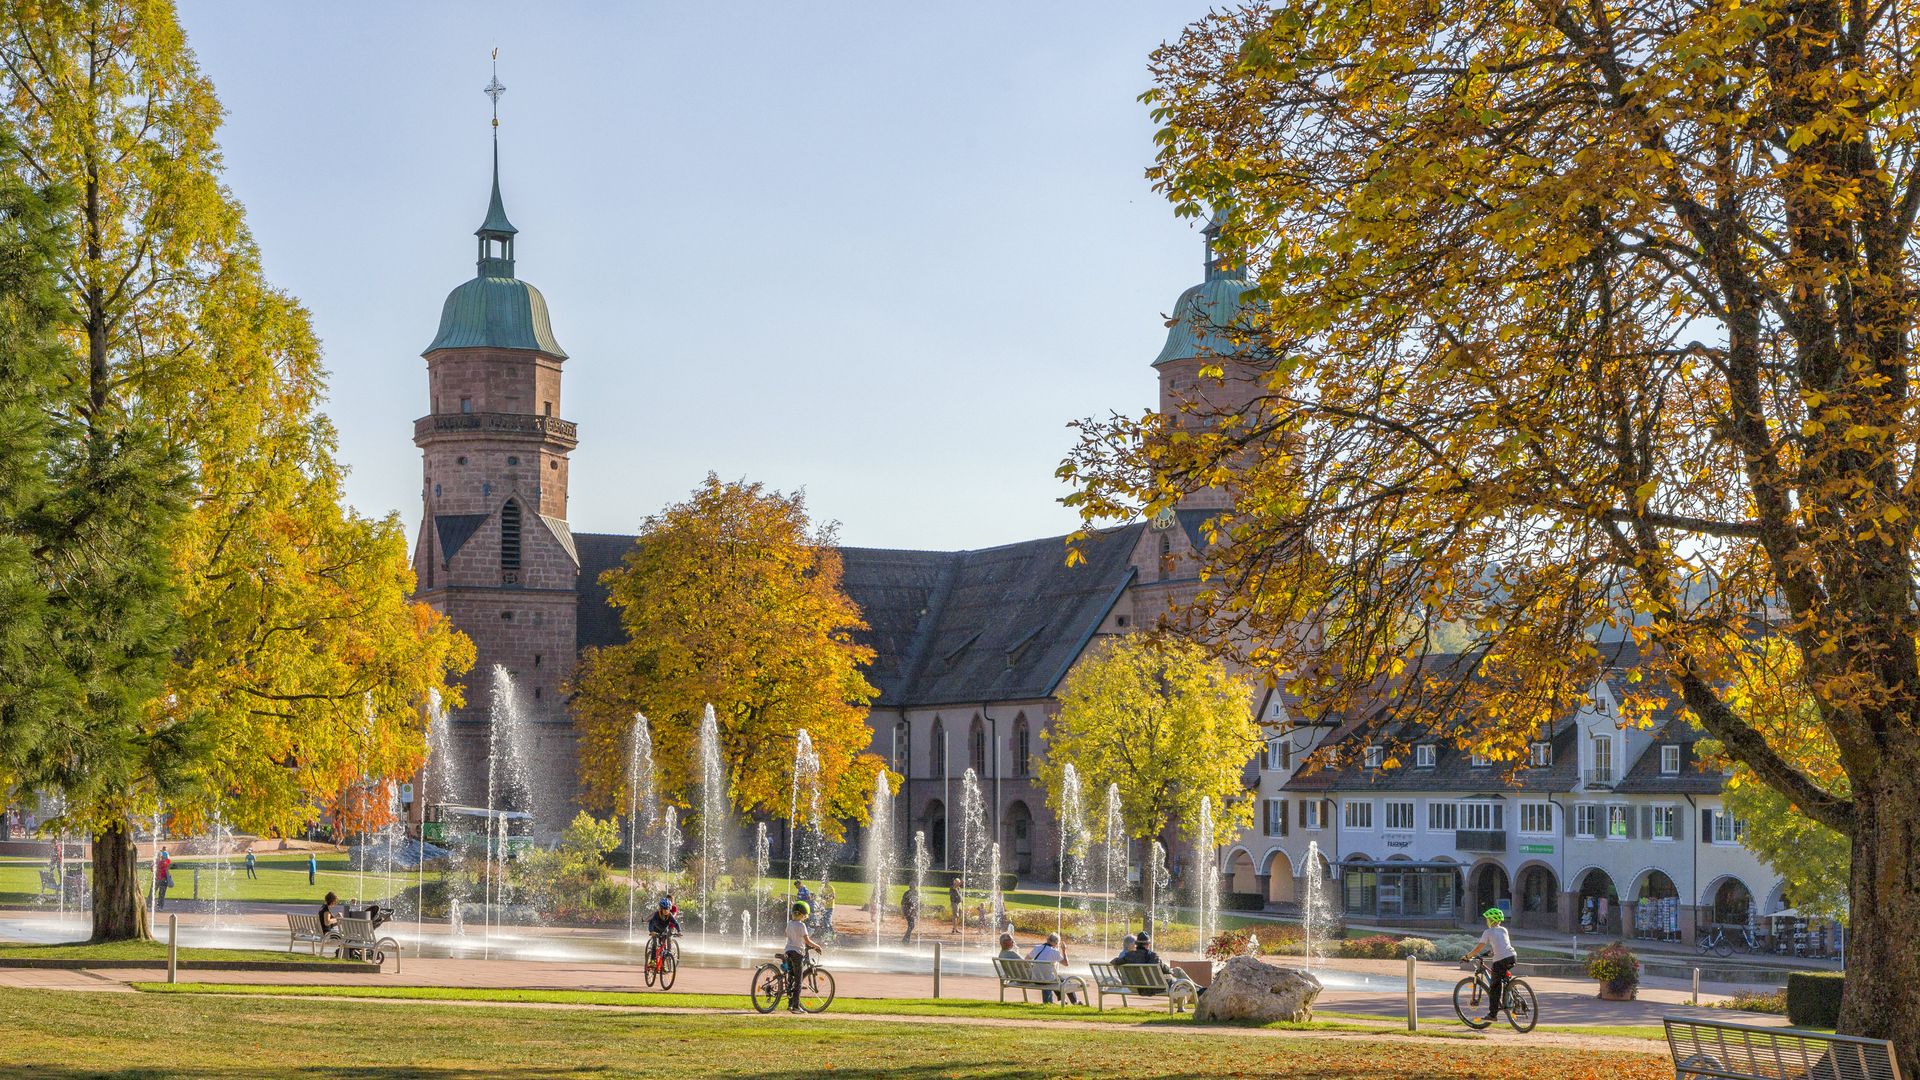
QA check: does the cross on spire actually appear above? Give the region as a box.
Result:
[485,49,506,135]
[475,49,517,276]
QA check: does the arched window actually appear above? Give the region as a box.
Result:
[1012,716,1030,778]
[970,717,987,776]
[1158,533,1175,577]
[499,499,522,584]
[930,718,946,777]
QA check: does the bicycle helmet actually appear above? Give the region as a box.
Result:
[791,900,811,917]
[1482,907,1506,922]
[658,898,672,910]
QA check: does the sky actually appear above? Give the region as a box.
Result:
[174,2,1218,551]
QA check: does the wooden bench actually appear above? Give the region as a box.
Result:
[1089,962,1197,1013]
[286,914,338,955]
[992,957,1088,1005]
[335,916,400,973]
[1664,1015,1904,1080]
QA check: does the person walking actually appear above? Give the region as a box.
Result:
[948,876,963,931]
[307,852,317,886]
[819,881,836,935]
[900,884,920,944]
[244,851,257,880]
[154,849,173,910]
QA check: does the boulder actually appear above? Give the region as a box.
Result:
[1193,955,1323,1024]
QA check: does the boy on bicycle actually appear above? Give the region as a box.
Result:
[646,898,679,970]
[1462,906,1516,1022]
[783,900,821,1014]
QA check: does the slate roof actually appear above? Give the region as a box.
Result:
[424,276,567,357]
[433,513,489,566]
[1284,714,1579,794]
[1611,715,1726,794]
[570,525,1143,709]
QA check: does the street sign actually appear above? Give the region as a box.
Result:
[1520,843,1554,854]
[400,783,414,805]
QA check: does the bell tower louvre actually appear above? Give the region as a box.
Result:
[411,62,583,817]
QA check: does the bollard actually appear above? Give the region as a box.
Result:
[1692,967,1700,1006]
[167,914,178,984]
[1406,955,1417,1031]
[933,942,942,999]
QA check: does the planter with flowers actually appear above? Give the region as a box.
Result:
[1586,941,1641,1000]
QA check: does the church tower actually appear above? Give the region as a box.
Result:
[1152,214,1265,512]
[413,66,583,820]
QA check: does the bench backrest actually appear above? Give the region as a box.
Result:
[287,914,325,934]
[993,958,1059,984]
[1118,963,1168,991]
[1664,1017,1904,1080]
[337,917,376,944]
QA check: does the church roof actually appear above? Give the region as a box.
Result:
[572,525,1143,708]
[1153,217,1263,368]
[423,275,567,357]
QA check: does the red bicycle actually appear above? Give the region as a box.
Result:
[643,932,679,990]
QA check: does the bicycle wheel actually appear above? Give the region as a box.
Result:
[799,967,836,1013]
[643,950,658,988]
[1713,936,1733,959]
[1452,977,1491,1029]
[750,963,786,1014]
[1503,978,1538,1033]
[658,953,677,992]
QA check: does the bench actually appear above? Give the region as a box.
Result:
[335,916,400,972]
[992,957,1089,1005]
[39,870,58,897]
[1664,1015,1904,1080]
[1089,962,1197,1013]
[286,914,338,955]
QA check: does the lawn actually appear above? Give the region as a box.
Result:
[0,852,451,908]
[0,988,1670,1079]
[0,940,353,965]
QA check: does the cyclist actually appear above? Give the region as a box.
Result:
[783,900,821,1015]
[1462,906,1516,1023]
[646,898,680,972]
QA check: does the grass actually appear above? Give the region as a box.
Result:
[0,940,353,965]
[0,988,1670,1078]
[0,852,451,908]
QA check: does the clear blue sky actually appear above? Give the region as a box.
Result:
[175,2,1216,551]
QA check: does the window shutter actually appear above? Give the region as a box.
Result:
[1297,800,1306,828]
[1280,803,1289,836]
[1492,804,1504,830]
[1323,799,1334,828]
[1702,809,1714,838]
[1563,805,1574,836]
[1674,808,1685,841]
[1640,806,1652,837]
[1624,808,1637,839]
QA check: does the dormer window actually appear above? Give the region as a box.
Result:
[1661,744,1681,775]
[1470,751,1492,767]
[1416,744,1436,768]
[1364,745,1384,769]
[1530,742,1552,768]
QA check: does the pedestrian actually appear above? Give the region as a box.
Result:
[154,849,173,909]
[1029,932,1079,1004]
[819,881,836,934]
[900,884,920,944]
[244,850,257,880]
[307,851,317,886]
[794,880,812,908]
[948,876,963,930]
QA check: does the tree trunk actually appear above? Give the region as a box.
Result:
[89,818,150,942]
[1839,763,1920,1070]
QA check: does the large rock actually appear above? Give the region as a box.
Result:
[1193,955,1323,1023]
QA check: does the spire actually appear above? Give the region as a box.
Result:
[1202,207,1235,282]
[475,51,517,277]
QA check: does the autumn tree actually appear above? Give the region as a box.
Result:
[572,475,885,837]
[0,0,470,940]
[1036,636,1259,850]
[1060,0,1920,1056]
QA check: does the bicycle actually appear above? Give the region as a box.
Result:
[1697,926,1761,958]
[643,932,679,990]
[1452,956,1537,1033]
[750,946,836,1014]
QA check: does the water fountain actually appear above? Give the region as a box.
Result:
[987,842,1005,939]
[785,730,821,906]
[1301,839,1332,973]
[149,801,165,931]
[1055,764,1085,942]
[695,704,732,942]
[625,712,657,941]
[483,665,535,956]
[1192,796,1220,956]
[657,806,681,875]
[957,769,988,952]
[752,822,770,942]
[1101,783,1124,950]
[864,771,895,955]
[911,830,930,949]
[1147,840,1169,944]
[421,688,459,947]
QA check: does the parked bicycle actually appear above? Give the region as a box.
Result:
[751,945,836,1014]
[1453,956,1538,1032]
[644,931,679,990]
[1697,925,1764,958]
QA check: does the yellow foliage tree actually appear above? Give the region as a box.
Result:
[1059,1,1920,1054]
[572,475,884,837]
[1036,636,1259,849]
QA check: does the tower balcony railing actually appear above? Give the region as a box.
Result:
[415,412,577,446]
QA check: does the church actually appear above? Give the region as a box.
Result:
[409,117,1268,881]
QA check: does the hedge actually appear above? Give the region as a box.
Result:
[1786,972,1845,1028]
[1222,892,1267,912]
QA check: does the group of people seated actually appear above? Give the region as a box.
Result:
[995,929,1197,1007]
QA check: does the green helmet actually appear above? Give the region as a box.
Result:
[1482,907,1505,922]
[791,900,810,917]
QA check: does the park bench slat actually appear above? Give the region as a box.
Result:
[1663,1015,1903,1080]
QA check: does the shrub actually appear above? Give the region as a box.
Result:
[1429,935,1479,961]
[1395,936,1437,960]
[1221,892,1267,912]
[1713,988,1787,1015]
[1586,941,1640,992]
[1786,972,1845,1028]
[1205,928,1259,962]
[1338,934,1404,959]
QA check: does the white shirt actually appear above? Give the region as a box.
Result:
[1477,925,1515,962]
[1028,943,1064,963]
[784,919,809,953]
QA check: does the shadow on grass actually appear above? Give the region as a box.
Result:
[5,1067,1428,1080]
